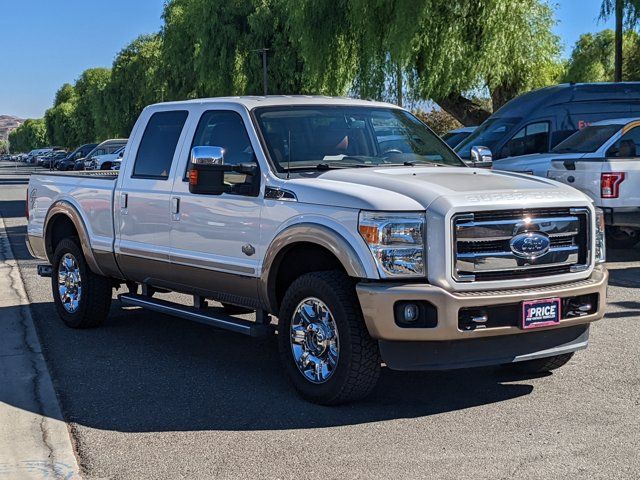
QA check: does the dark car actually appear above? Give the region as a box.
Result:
[456,82,640,162]
[41,151,67,168]
[56,143,98,171]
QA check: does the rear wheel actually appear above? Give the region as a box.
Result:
[278,271,381,405]
[503,353,574,375]
[606,227,640,249]
[51,238,112,328]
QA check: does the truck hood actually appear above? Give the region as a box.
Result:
[285,165,592,212]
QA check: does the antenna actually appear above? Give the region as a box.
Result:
[286,129,291,179]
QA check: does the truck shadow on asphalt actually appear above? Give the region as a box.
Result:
[7,299,537,432]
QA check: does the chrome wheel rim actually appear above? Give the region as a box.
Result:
[290,297,339,384]
[58,253,82,313]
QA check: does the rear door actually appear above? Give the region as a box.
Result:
[114,108,190,284]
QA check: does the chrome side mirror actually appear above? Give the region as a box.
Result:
[470,146,493,168]
[190,146,225,166]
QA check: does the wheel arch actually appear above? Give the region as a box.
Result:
[44,201,106,276]
[260,223,375,314]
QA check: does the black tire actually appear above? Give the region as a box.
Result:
[606,227,640,249]
[503,352,574,375]
[51,238,112,328]
[220,302,254,315]
[101,162,112,170]
[278,271,381,405]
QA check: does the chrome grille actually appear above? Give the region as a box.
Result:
[453,208,591,282]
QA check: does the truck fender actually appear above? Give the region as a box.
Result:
[44,200,106,277]
[259,222,377,313]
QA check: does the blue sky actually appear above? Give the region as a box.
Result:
[0,0,616,119]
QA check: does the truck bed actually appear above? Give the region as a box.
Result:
[28,171,119,255]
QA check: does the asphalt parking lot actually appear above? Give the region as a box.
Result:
[1,163,639,480]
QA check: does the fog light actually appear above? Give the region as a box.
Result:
[403,304,419,322]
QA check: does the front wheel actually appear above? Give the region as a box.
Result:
[51,238,113,328]
[278,271,381,405]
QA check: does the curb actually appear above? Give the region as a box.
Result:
[0,215,81,480]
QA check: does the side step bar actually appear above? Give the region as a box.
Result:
[118,293,274,338]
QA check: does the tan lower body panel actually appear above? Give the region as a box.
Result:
[356,266,608,341]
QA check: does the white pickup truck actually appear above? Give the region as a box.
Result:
[26,96,608,404]
[545,118,640,249]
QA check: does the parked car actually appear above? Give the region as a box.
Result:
[456,82,640,164]
[442,126,476,147]
[75,139,127,170]
[55,143,98,171]
[545,117,640,249]
[86,145,125,170]
[38,150,65,168]
[27,96,607,405]
[493,118,636,176]
[26,148,53,164]
[43,151,68,169]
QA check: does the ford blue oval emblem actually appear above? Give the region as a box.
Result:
[510,232,551,259]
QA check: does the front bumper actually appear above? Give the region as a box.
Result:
[356,266,607,342]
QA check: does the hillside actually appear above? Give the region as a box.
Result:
[0,115,25,141]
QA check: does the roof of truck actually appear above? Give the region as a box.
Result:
[148,95,401,110]
[590,117,640,126]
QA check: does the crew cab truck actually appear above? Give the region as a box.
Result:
[26,97,608,405]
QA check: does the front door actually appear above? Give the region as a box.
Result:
[115,108,190,284]
[168,108,263,304]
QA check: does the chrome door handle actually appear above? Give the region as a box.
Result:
[119,193,128,213]
[171,197,180,214]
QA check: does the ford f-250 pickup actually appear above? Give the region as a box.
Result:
[26,96,608,404]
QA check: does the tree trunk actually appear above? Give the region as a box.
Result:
[491,83,519,112]
[435,92,492,126]
[615,0,623,82]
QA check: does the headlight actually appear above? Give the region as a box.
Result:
[595,207,606,264]
[358,211,425,277]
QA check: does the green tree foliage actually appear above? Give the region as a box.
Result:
[8,119,49,152]
[0,140,9,155]
[45,84,80,148]
[564,30,640,82]
[75,68,112,141]
[106,34,164,137]
[161,0,306,99]
[283,0,562,125]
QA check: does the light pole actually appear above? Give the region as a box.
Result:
[257,48,269,96]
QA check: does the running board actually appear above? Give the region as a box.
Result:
[118,293,274,338]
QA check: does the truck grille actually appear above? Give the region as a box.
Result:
[452,208,591,282]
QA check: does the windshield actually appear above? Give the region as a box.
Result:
[254,106,465,172]
[455,117,522,159]
[551,125,622,154]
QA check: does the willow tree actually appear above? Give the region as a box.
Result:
[285,0,562,125]
[74,68,112,142]
[161,0,307,99]
[44,84,80,148]
[105,34,165,137]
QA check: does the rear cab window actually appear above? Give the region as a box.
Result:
[133,110,189,179]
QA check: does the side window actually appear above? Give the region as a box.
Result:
[607,126,640,157]
[502,122,550,157]
[188,110,255,185]
[133,110,188,179]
